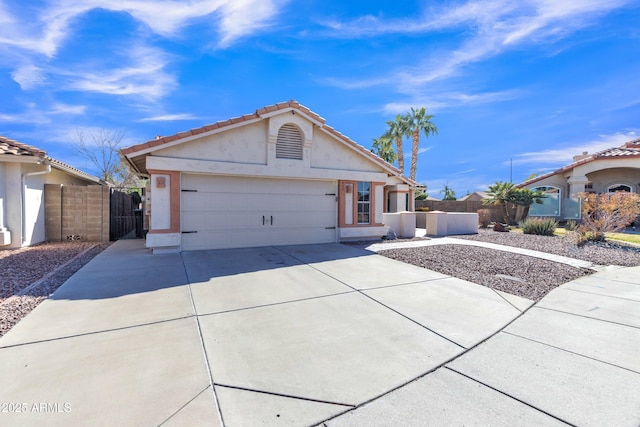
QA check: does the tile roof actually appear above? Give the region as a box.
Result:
[0,136,47,157]
[121,100,325,156]
[122,100,413,184]
[519,138,640,187]
[0,136,103,184]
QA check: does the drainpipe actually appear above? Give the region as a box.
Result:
[21,163,52,245]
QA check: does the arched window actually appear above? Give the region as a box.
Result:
[529,186,561,216]
[607,184,632,193]
[276,123,303,160]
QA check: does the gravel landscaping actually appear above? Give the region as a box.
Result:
[0,242,111,337]
[377,229,640,302]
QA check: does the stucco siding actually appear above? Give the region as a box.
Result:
[155,121,269,165]
[585,167,640,193]
[311,130,380,172]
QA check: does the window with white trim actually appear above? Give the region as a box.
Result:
[276,123,303,160]
[357,182,370,224]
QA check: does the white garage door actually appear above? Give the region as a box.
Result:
[181,174,338,251]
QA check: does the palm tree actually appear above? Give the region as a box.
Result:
[484,181,516,224]
[440,184,456,200]
[371,136,397,164]
[404,107,438,181]
[382,115,407,174]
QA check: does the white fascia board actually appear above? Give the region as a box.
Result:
[147,156,388,183]
[258,108,326,127]
[0,156,41,164]
[126,117,264,158]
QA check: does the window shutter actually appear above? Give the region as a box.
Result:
[276,124,303,160]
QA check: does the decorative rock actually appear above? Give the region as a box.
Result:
[493,223,510,232]
[384,229,398,240]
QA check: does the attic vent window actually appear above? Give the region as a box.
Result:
[276,123,303,160]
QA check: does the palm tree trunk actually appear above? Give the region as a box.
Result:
[396,137,404,173]
[502,203,510,224]
[410,129,419,181]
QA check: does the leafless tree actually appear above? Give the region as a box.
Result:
[72,129,141,187]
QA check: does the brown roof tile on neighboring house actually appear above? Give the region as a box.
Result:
[0,136,47,157]
[0,136,102,184]
[519,137,640,187]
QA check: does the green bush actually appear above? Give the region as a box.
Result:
[519,217,557,236]
[564,220,578,231]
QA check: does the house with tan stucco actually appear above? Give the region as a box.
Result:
[122,101,417,253]
[519,138,640,219]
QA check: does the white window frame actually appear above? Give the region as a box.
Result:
[357,182,371,224]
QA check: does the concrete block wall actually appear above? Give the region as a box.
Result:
[45,184,110,242]
[415,200,511,223]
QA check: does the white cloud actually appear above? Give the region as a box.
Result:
[418,146,433,154]
[138,113,199,122]
[512,131,638,165]
[217,0,287,48]
[11,64,46,90]
[63,45,176,100]
[454,168,477,174]
[0,0,288,57]
[323,0,633,93]
[50,103,87,115]
[382,89,521,114]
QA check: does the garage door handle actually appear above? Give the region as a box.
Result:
[270,216,273,225]
[262,215,265,225]
[182,231,198,234]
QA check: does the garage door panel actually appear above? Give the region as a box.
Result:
[181,175,337,251]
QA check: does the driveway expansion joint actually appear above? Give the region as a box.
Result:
[535,305,640,330]
[0,314,195,349]
[502,331,640,375]
[180,252,226,427]
[158,385,212,426]
[195,290,357,317]
[560,287,640,303]
[214,383,356,408]
[443,366,576,427]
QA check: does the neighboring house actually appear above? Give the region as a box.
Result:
[458,191,489,202]
[122,100,417,253]
[0,136,103,248]
[518,138,640,219]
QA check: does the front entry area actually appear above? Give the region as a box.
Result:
[180,174,338,251]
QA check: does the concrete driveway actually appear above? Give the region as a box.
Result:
[1,239,638,426]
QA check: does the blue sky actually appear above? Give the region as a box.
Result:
[1,0,639,197]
